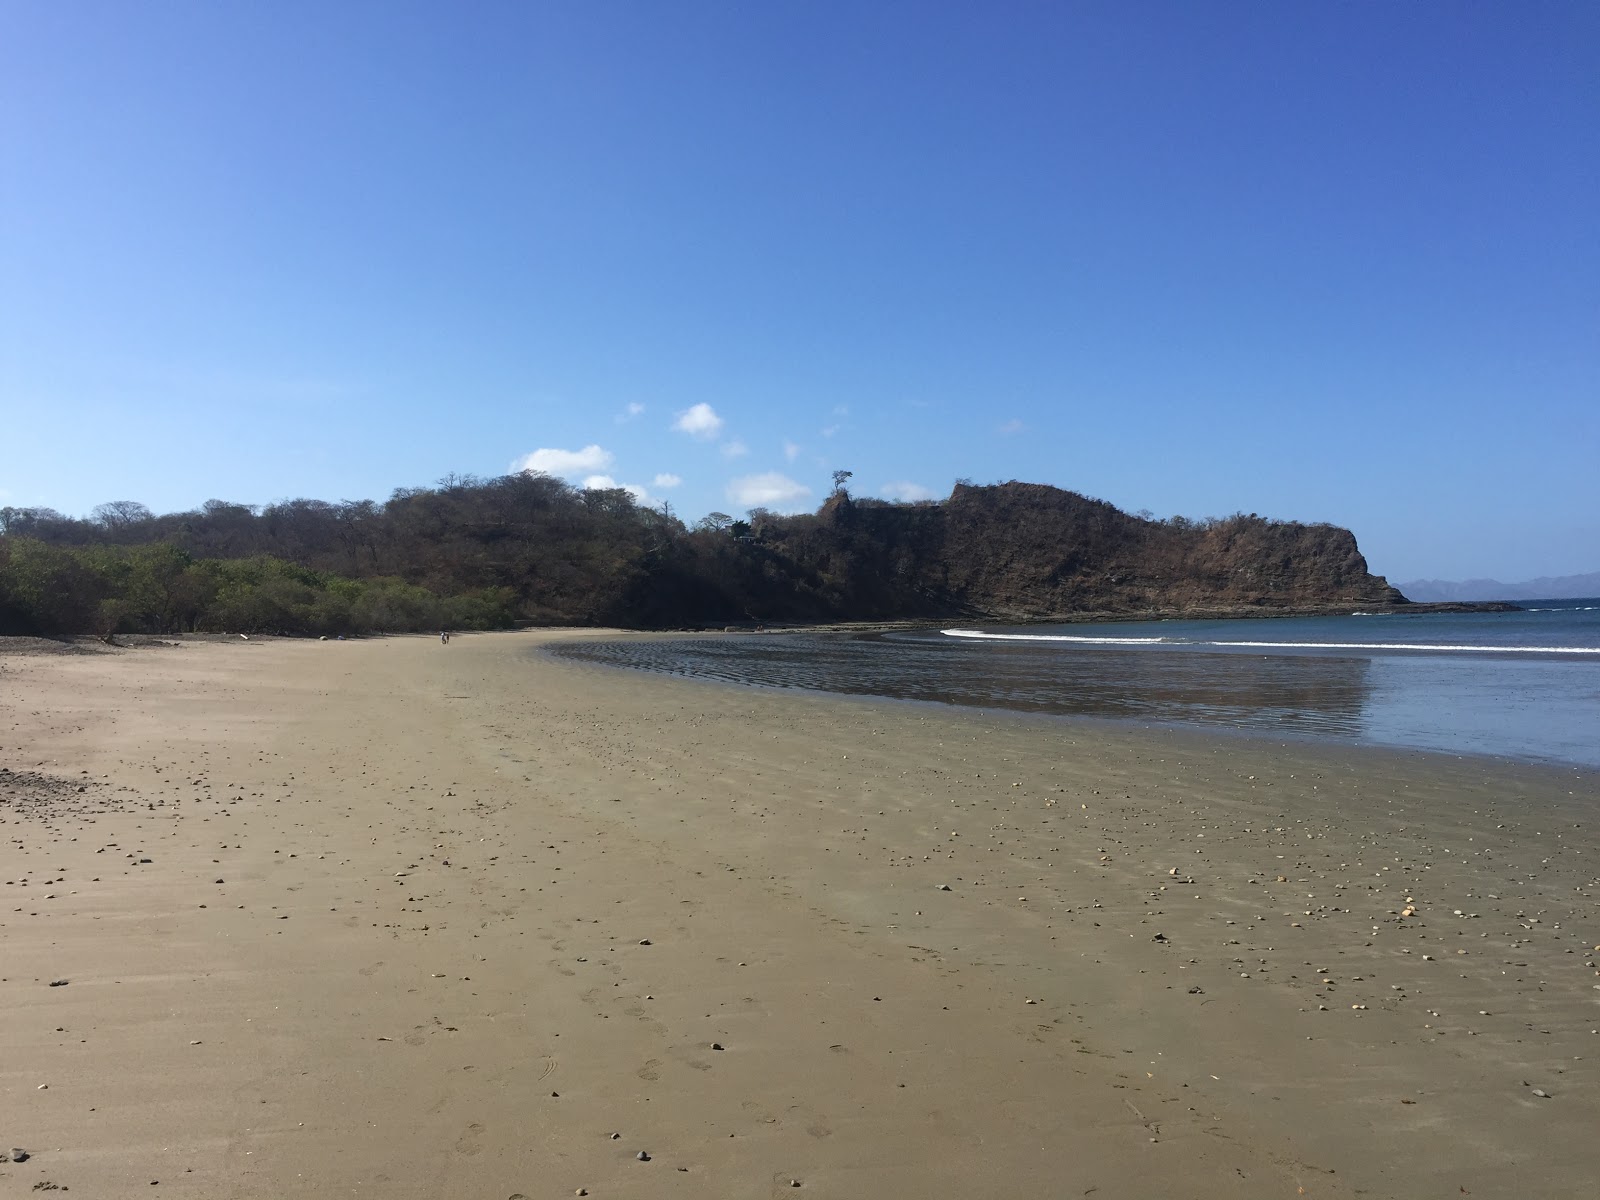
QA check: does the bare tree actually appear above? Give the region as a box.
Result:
[92,500,154,530]
[694,511,734,533]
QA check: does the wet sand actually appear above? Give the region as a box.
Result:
[2,631,1597,1198]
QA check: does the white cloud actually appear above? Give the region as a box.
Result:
[672,402,724,439]
[881,480,936,502]
[821,424,840,438]
[782,440,801,462]
[997,418,1025,435]
[652,473,683,488]
[832,404,849,416]
[583,474,650,503]
[720,439,749,459]
[514,444,614,477]
[727,472,812,510]
[616,402,645,423]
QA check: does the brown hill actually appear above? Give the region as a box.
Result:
[938,482,1400,616]
[1,477,1407,634]
[612,481,1406,626]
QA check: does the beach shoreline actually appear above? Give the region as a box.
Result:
[3,631,1596,1198]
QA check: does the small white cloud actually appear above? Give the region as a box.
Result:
[783,440,801,462]
[997,418,1025,435]
[821,424,840,438]
[652,473,683,488]
[727,472,813,510]
[672,402,724,439]
[881,480,935,502]
[514,444,614,477]
[583,474,649,503]
[720,439,749,459]
[616,402,646,423]
[832,404,849,416]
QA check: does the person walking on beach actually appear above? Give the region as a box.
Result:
[440,629,449,644]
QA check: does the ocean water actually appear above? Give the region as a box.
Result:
[551,599,1600,768]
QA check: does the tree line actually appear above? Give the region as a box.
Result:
[0,473,1397,637]
[0,539,516,637]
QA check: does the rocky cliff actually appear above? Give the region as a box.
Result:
[650,482,1406,625]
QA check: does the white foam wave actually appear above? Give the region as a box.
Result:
[940,629,1600,655]
[942,629,1167,645]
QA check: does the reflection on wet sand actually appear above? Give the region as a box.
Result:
[552,632,1371,741]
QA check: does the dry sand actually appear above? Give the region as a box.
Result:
[2,630,1597,1199]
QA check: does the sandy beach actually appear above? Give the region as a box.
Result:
[2,630,1597,1199]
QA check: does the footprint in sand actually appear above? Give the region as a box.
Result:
[741,1099,778,1125]
[636,1058,661,1082]
[786,1103,833,1139]
[454,1122,485,1157]
[667,1043,712,1071]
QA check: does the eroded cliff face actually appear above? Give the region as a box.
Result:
[733,482,1403,622]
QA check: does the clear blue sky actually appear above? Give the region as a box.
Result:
[2,1,1595,582]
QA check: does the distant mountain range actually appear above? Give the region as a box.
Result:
[1397,571,1600,603]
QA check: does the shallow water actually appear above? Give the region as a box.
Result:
[550,601,1600,768]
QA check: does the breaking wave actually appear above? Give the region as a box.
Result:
[939,629,1600,655]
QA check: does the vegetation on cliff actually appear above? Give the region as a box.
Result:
[0,476,1403,636]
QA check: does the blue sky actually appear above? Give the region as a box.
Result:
[2,1,1595,581]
